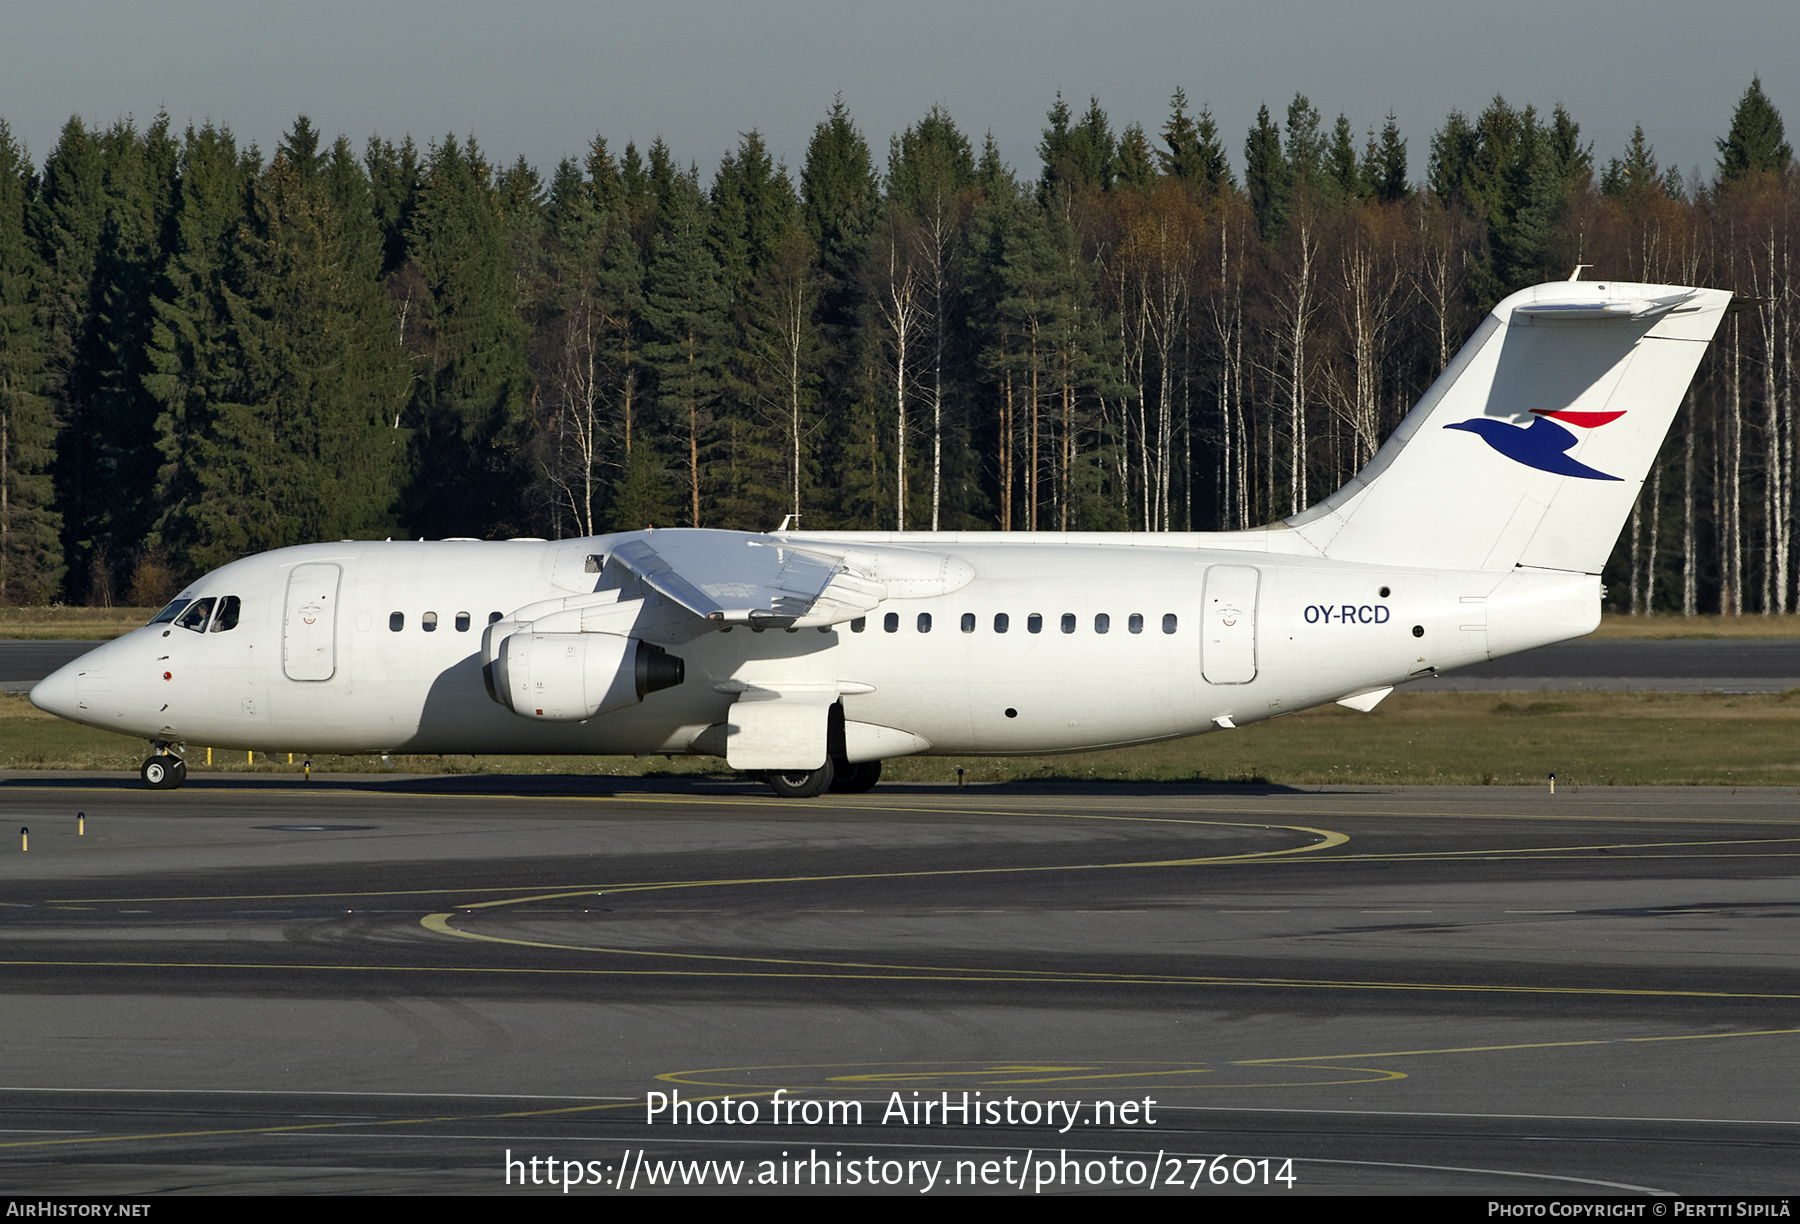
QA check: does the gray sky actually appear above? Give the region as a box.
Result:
[5,1,1795,189]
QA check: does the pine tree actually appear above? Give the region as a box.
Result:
[404,133,531,537]
[1158,89,1202,183]
[1038,94,1115,198]
[1362,112,1408,203]
[1717,76,1793,187]
[90,117,181,587]
[144,122,254,571]
[1428,110,1478,203]
[1115,123,1156,192]
[618,140,657,254]
[1244,105,1289,242]
[31,117,109,597]
[801,98,879,295]
[1188,104,1235,195]
[584,134,621,213]
[365,134,420,276]
[887,106,975,215]
[1328,113,1360,200]
[709,130,795,298]
[1601,124,1662,200]
[0,122,63,602]
[642,169,726,527]
[1284,94,1327,199]
[732,227,822,527]
[799,98,879,523]
[176,119,407,570]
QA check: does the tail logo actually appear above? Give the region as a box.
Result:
[1444,409,1623,481]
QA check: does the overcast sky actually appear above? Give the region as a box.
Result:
[5,1,1795,189]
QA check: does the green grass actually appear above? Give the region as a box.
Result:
[8,689,1800,787]
[0,606,155,639]
[1592,612,1800,639]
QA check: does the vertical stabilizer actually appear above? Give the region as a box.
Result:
[1287,281,1730,572]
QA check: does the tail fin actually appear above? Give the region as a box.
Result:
[1287,280,1730,572]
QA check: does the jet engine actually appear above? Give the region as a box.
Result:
[488,631,684,721]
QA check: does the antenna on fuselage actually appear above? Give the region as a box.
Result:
[1568,264,1592,281]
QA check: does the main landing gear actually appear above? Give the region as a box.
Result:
[760,758,882,799]
[141,750,187,790]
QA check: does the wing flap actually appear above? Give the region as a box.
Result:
[609,531,885,628]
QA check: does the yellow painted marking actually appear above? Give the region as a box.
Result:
[52,813,1345,905]
[11,954,1796,1001]
[0,1090,768,1152]
[657,1028,1800,1094]
[1237,1027,1800,1066]
[828,1067,1216,1086]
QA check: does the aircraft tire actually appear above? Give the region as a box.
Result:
[827,759,881,793]
[141,754,185,790]
[763,761,834,799]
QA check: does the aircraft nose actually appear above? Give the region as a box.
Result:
[30,641,113,721]
[29,658,84,719]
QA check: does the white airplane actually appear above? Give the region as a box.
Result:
[31,278,1729,796]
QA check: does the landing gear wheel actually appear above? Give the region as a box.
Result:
[828,759,882,793]
[763,760,834,799]
[141,754,185,790]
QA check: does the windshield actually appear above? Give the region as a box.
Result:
[175,598,216,633]
[149,599,190,625]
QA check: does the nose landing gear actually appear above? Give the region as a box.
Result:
[141,745,187,790]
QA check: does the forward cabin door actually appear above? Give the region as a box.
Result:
[1201,565,1259,684]
[283,563,341,681]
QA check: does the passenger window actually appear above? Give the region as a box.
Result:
[489,612,503,624]
[455,612,471,632]
[994,613,1009,634]
[390,612,404,632]
[917,612,932,633]
[422,612,438,633]
[1061,613,1076,634]
[851,617,866,633]
[1028,614,1042,634]
[1128,613,1143,634]
[884,612,899,633]
[1095,613,1110,634]
[584,554,605,573]
[1163,613,1178,634]
[212,596,242,633]
[961,613,975,633]
[176,598,215,633]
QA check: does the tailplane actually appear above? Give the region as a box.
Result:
[1288,280,1730,572]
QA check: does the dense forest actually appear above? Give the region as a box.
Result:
[0,80,1794,615]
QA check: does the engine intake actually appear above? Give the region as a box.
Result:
[488,631,683,721]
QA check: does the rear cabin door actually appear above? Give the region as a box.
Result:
[283,563,341,681]
[1201,564,1259,684]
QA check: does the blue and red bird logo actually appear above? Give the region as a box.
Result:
[1445,408,1623,481]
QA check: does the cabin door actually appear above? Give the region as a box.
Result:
[283,563,341,681]
[1201,564,1259,684]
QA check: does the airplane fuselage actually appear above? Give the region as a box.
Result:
[35,532,1598,762]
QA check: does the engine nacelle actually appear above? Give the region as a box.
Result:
[490,631,684,721]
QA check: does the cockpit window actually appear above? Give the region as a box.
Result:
[211,596,241,633]
[149,599,189,625]
[175,598,216,633]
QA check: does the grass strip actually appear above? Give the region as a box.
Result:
[7,689,1800,788]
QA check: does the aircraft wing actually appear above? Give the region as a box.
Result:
[608,530,890,628]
